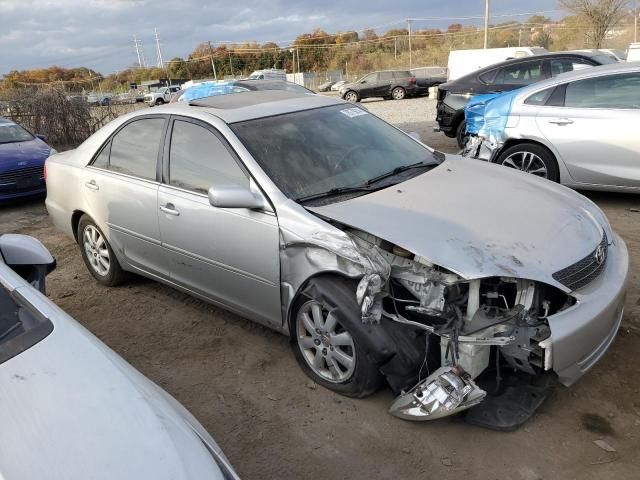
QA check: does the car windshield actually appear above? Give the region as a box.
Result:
[230,104,440,201]
[0,122,34,144]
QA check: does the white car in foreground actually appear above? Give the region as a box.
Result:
[0,234,239,480]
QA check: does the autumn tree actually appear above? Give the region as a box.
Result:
[559,0,629,47]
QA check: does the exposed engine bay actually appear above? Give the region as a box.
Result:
[343,228,575,427]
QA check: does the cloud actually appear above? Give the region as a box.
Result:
[0,0,559,75]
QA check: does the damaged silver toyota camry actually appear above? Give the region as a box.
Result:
[45,91,628,429]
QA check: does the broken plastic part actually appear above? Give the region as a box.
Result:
[389,366,486,421]
[538,336,553,371]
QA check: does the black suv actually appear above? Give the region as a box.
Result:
[436,51,618,147]
[340,70,417,102]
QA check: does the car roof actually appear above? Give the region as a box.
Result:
[185,90,345,123]
[513,61,640,97]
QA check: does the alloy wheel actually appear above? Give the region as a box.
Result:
[83,225,110,276]
[392,87,405,100]
[345,91,358,102]
[500,151,548,178]
[296,301,356,383]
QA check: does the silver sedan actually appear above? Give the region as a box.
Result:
[463,62,640,192]
[45,91,628,427]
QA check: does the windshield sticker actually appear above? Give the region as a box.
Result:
[340,108,369,118]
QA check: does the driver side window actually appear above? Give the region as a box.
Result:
[362,73,378,83]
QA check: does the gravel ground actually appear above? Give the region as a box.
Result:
[2,97,640,480]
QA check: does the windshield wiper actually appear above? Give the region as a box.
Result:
[296,185,378,203]
[364,160,434,186]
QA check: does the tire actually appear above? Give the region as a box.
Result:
[291,276,382,398]
[495,142,560,182]
[391,86,406,100]
[456,120,469,149]
[77,215,128,286]
[155,98,165,105]
[344,91,359,102]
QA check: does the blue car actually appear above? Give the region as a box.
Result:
[0,118,55,202]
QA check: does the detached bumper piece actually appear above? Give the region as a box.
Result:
[389,366,486,421]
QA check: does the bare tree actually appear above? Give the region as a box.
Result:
[560,0,629,47]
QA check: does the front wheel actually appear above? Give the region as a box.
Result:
[391,87,406,100]
[456,120,468,148]
[495,143,560,182]
[155,98,165,105]
[344,91,359,102]
[291,277,381,397]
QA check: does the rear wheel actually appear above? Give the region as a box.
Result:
[155,98,165,105]
[78,215,128,286]
[456,120,468,148]
[291,277,382,397]
[495,143,560,182]
[344,91,359,102]
[391,87,406,100]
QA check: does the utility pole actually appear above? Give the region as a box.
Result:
[518,28,522,47]
[635,0,638,43]
[133,35,143,68]
[154,28,164,69]
[407,19,412,68]
[228,49,233,77]
[296,47,301,74]
[483,0,490,49]
[208,41,217,80]
[394,37,397,60]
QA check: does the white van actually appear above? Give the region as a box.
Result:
[248,69,287,81]
[627,43,640,62]
[447,47,548,81]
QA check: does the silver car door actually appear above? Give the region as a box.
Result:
[535,72,640,187]
[82,116,170,277]
[157,117,281,327]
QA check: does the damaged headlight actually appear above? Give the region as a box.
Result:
[390,366,486,421]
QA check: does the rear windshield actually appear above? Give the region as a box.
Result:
[587,54,619,65]
[0,283,53,365]
[0,122,33,144]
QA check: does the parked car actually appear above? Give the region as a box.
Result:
[462,62,640,192]
[112,92,137,105]
[0,118,55,202]
[316,80,336,92]
[145,85,181,106]
[248,69,287,81]
[45,91,628,428]
[0,234,239,479]
[86,92,113,106]
[330,80,347,91]
[410,66,448,95]
[339,70,417,102]
[447,47,548,82]
[176,80,313,103]
[436,51,618,147]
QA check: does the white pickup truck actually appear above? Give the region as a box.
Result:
[144,85,181,105]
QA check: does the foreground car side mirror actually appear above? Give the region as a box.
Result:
[0,234,56,293]
[208,184,265,210]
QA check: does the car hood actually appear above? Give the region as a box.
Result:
[309,156,606,288]
[0,138,51,168]
[0,284,228,480]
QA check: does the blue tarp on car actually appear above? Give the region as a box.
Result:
[464,89,521,142]
[179,81,248,102]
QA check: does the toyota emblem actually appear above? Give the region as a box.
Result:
[594,245,606,266]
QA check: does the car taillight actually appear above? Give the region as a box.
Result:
[409,76,416,84]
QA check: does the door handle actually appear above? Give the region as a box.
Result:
[548,118,574,125]
[160,203,180,216]
[84,179,99,190]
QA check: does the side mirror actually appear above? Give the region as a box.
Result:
[408,131,421,142]
[35,134,47,142]
[208,184,265,210]
[360,80,367,84]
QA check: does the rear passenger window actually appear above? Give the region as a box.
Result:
[379,72,393,80]
[495,61,544,86]
[564,73,640,109]
[109,118,164,181]
[393,71,411,79]
[169,120,248,194]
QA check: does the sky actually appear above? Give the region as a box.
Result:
[0,0,560,75]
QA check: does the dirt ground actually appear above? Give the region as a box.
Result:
[3,97,640,479]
